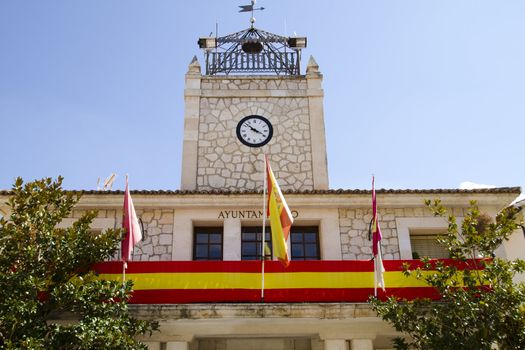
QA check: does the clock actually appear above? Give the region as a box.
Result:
[236,115,273,147]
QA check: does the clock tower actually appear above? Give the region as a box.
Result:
[181,25,328,191]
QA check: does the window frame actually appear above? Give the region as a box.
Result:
[193,227,223,261]
[409,229,450,259]
[396,217,454,260]
[290,226,320,261]
[240,226,272,261]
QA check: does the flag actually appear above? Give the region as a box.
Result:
[121,177,142,267]
[372,176,385,293]
[266,155,293,267]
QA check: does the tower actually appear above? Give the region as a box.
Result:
[181,22,328,191]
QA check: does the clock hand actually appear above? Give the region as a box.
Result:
[243,122,260,133]
[243,123,262,134]
[249,126,263,134]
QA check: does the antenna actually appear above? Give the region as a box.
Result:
[101,173,116,191]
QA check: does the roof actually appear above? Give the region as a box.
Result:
[0,187,520,196]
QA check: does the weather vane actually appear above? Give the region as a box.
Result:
[238,0,265,28]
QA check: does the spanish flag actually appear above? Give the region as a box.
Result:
[266,155,293,267]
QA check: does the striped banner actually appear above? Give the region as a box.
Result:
[93,260,483,304]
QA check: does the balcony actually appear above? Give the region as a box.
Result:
[91,260,473,304]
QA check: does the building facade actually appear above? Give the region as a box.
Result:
[0,24,523,350]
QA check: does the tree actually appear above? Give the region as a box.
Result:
[0,177,158,349]
[370,199,525,350]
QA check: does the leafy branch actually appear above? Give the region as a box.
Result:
[371,199,525,350]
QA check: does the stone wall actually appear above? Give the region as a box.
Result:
[196,76,314,191]
[69,202,471,262]
[338,207,468,260]
[71,208,175,262]
[134,209,174,261]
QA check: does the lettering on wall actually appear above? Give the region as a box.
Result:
[218,210,299,219]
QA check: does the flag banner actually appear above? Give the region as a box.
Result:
[372,177,382,256]
[121,178,142,264]
[374,248,385,292]
[93,259,484,304]
[372,176,385,292]
[266,156,293,267]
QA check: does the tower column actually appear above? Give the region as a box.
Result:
[166,341,190,350]
[324,339,348,350]
[306,56,329,190]
[181,56,202,190]
[350,339,374,350]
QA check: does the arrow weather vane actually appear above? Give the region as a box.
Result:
[238,0,265,27]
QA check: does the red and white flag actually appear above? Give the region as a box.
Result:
[372,176,385,294]
[121,177,142,268]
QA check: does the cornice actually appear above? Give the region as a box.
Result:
[1,187,518,210]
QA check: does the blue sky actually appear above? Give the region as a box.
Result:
[0,1,523,194]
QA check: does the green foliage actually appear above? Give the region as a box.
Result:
[370,199,525,350]
[0,177,158,349]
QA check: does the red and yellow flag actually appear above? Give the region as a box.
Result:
[266,155,293,267]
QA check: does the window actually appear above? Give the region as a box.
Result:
[193,227,223,260]
[241,226,272,260]
[290,226,320,260]
[396,217,450,259]
[409,229,449,259]
[240,226,320,261]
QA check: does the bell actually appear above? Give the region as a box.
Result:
[242,41,263,54]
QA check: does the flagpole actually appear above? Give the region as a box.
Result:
[374,249,377,297]
[261,155,268,303]
[123,261,126,286]
[372,174,377,297]
[122,174,129,287]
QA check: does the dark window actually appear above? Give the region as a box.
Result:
[193,227,223,260]
[290,226,320,260]
[241,226,272,260]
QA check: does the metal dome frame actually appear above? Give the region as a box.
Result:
[198,27,306,76]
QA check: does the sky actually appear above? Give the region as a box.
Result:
[0,0,524,194]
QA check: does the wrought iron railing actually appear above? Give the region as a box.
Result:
[206,51,299,75]
[199,27,305,76]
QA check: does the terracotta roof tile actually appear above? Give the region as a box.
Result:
[0,187,520,196]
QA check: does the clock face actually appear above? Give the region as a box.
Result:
[236,115,273,147]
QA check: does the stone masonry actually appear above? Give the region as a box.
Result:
[338,206,468,260]
[133,209,174,261]
[181,56,329,192]
[2,190,517,263]
[196,79,313,191]
[79,204,468,262]
[72,208,174,262]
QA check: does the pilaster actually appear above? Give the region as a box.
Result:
[350,339,374,350]
[223,218,241,260]
[181,56,202,190]
[166,341,190,350]
[324,339,348,350]
[320,208,343,259]
[172,210,193,260]
[306,55,329,190]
